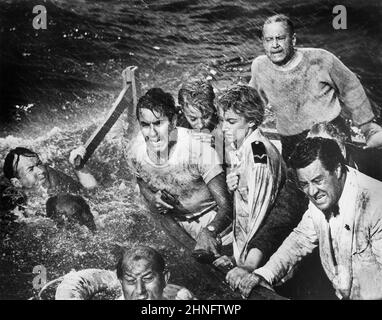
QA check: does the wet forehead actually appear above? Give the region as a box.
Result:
[16,154,40,171]
[183,104,204,117]
[297,159,329,182]
[220,108,241,120]
[263,21,290,37]
[123,257,156,276]
[139,108,168,123]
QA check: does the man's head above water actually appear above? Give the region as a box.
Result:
[116,245,170,300]
[290,137,347,213]
[3,147,47,189]
[262,14,296,66]
[135,88,177,156]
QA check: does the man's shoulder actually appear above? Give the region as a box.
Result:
[126,132,147,160]
[351,167,382,195]
[252,54,269,70]
[253,54,268,64]
[299,47,336,64]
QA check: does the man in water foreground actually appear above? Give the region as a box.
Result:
[55,245,195,300]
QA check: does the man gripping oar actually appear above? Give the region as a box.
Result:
[69,66,138,189]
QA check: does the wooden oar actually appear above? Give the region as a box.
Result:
[150,210,287,300]
[74,66,138,169]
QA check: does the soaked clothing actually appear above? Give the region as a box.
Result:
[250,48,374,136]
[55,269,195,300]
[247,168,308,261]
[176,122,232,169]
[128,127,223,220]
[255,167,382,300]
[229,129,286,264]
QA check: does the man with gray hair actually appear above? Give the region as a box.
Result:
[249,14,382,163]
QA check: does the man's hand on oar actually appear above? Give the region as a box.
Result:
[69,146,87,169]
[69,146,98,189]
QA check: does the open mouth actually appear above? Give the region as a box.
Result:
[148,139,162,146]
[314,194,326,203]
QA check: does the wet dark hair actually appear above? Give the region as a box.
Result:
[3,147,39,180]
[136,88,176,121]
[289,137,347,174]
[263,14,295,36]
[217,85,264,128]
[116,245,166,279]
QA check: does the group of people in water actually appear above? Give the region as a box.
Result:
[2,14,382,300]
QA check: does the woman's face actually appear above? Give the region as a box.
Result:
[182,103,214,131]
[220,108,253,148]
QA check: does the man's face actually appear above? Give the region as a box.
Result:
[15,155,47,189]
[121,257,166,300]
[138,108,174,155]
[183,103,213,131]
[296,159,343,212]
[220,108,253,148]
[262,21,295,66]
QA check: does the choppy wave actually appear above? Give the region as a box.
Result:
[0,0,381,136]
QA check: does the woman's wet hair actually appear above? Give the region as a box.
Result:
[136,88,176,121]
[3,147,39,180]
[217,85,264,128]
[177,79,218,130]
[178,80,216,113]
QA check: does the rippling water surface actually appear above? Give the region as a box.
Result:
[0,0,381,136]
[0,0,381,300]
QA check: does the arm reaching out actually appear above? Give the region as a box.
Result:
[69,146,98,189]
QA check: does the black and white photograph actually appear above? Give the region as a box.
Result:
[0,0,382,306]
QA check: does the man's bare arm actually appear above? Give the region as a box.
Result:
[205,172,233,234]
[193,172,233,257]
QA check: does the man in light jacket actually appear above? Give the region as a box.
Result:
[238,137,382,300]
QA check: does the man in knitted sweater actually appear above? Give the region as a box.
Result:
[249,14,382,162]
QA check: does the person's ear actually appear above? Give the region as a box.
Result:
[248,121,256,128]
[164,270,170,285]
[292,33,296,46]
[335,163,342,179]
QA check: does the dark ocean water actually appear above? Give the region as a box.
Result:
[0,0,381,300]
[0,0,381,136]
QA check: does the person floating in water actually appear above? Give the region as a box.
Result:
[55,245,195,300]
